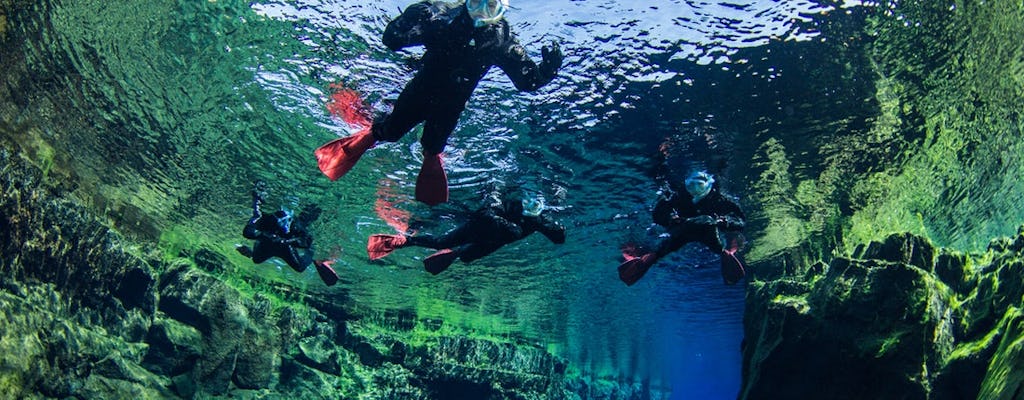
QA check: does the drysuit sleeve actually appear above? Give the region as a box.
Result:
[532,215,566,244]
[243,223,261,240]
[714,195,746,231]
[479,207,524,242]
[243,222,281,243]
[495,32,562,92]
[652,195,679,228]
[382,1,436,51]
[287,226,314,249]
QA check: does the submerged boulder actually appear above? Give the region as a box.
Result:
[158,263,282,395]
[741,230,1024,399]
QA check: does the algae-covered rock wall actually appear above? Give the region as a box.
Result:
[740,231,1024,399]
[737,1,1024,399]
[0,140,664,399]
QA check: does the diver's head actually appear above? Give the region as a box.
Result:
[684,171,715,203]
[521,196,544,217]
[273,209,293,234]
[466,0,509,27]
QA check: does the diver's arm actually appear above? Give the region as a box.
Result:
[287,229,314,249]
[480,207,524,241]
[243,223,261,240]
[382,1,435,51]
[713,195,746,230]
[243,223,282,243]
[496,33,563,92]
[533,215,566,244]
[652,195,680,227]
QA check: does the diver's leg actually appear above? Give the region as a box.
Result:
[371,78,429,143]
[250,241,274,264]
[281,246,312,273]
[619,225,698,286]
[414,103,463,205]
[704,228,745,284]
[456,242,503,263]
[697,227,726,254]
[653,226,701,260]
[408,223,473,249]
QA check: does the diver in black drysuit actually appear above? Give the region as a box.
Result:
[236,182,338,286]
[372,0,563,154]
[367,194,566,274]
[618,172,747,286]
[313,0,563,205]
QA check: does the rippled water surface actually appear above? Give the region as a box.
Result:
[7,0,968,397]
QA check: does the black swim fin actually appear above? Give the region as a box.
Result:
[314,260,340,286]
[415,152,448,206]
[720,250,745,285]
[423,249,457,275]
[618,253,656,286]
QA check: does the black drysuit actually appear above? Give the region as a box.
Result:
[371,0,561,155]
[650,185,745,259]
[242,205,315,273]
[408,199,566,263]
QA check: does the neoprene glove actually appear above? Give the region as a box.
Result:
[540,42,563,74]
[252,180,268,203]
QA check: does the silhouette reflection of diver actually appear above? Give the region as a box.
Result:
[366,191,566,275]
[236,181,339,286]
[314,0,564,206]
[618,171,746,286]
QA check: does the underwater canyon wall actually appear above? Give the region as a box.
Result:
[741,231,1024,399]
[738,1,1024,399]
[0,143,665,399]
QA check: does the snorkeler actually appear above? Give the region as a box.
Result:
[236,181,339,286]
[314,0,564,206]
[366,191,566,274]
[618,171,747,286]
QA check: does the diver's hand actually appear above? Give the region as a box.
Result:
[252,180,268,202]
[685,215,716,226]
[540,41,563,72]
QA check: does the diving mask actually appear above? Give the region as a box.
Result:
[274,210,294,234]
[466,0,508,27]
[684,171,715,203]
[521,197,544,217]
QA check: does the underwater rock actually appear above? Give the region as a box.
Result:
[141,317,202,377]
[158,263,282,394]
[741,231,1024,400]
[0,282,173,398]
[0,146,159,319]
[852,232,935,271]
[0,139,667,400]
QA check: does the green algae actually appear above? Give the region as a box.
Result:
[844,0,1024,252]
[746,138,808,260]
[978,307,1024,399]
[771,294,810,314]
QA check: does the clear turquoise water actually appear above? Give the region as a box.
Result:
[5,0,1021,398]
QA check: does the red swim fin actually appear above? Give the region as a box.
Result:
[618,253,656,286]
[367,234,408,260]
[720,250,746,285]
[423,249,457,275]
[314,131,375,181]
[314,260,340,286]
[415,152,448,206]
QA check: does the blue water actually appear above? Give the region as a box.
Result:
[1,0,866,397]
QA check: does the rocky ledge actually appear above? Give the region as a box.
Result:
[741,230,1024,399]
[0,142,664,399]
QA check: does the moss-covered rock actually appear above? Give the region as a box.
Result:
[0,136,662,399]
[0,282,175,398]
[741,230,1024,400]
